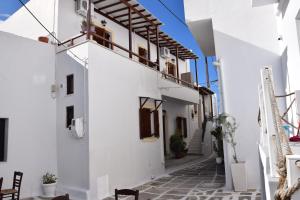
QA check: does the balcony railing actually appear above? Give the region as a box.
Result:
[58,31,199,91]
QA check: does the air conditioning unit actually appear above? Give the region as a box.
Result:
[160,47,170,58]
[76,0,94,17]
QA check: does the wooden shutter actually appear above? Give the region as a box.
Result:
[94,27,113,50]
[182,118,187,138]
[168,63,175,76]
[154,110,160,138]
[139,108,151,139]
[94,27,105,46]
[176,117,182,135]
[138,47,147,65]
[104,32,112,49]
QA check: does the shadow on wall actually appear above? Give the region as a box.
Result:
[213,30,285,190]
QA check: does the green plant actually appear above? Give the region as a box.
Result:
[211,126,224,157]
[42,173,57,184]
[217,113,239,163]
[170,130,187,158]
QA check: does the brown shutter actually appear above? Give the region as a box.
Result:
[176,117,182,135]
[138,47,147,65]
[168,63,176,76]
[94,27,105,46]
[154,110,160,138]
[182,118,187,138]
[139,108,151,139]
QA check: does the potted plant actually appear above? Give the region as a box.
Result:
[42,172,57,197]
[218,113,247,192]
[211,126,224,164]
[170,130,187,159]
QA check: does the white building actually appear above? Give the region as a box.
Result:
[185,0,300,199]
[0,0,215,199]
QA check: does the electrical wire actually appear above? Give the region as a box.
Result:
[16,0,87,63]
[155,0,188,27]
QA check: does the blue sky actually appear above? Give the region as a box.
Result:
[0,0,218,94]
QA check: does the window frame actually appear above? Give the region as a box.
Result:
[66,74,74,95]
[66,106,74,129]
[0,118,8,162]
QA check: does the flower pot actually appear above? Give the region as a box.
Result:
[38,36,49,43]
[42,182,56,197]
[231,162,247,192]
[216,157,223,164]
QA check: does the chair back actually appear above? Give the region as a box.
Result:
[0,177,3,191]
[12,171,23,191]
[115,189,139,200]
[52,194,70,200]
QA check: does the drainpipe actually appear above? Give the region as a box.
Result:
[213,59,233,191]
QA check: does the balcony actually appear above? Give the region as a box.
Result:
[57,0,199,92]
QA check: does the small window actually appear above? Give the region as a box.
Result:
[66,106,74,128]
[139,108,159,139]
[0,118,8,162]
[66,74,74,95]
[138,47,148,65]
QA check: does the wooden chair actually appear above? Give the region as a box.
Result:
[115,189,139,200]
[0,171,23,200]
[0,177,3,200]
[52,194,69,200]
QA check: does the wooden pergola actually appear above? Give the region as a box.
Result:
[86,0,199,84]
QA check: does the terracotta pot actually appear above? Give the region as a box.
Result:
[38,36,49,43]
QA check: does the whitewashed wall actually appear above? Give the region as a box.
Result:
[184,0,285,190]
[0,31,57,197]
[55,50,89,200]
[162,98,199,155]
[277,1,300,131]
[0,0,58,41]
[88,42,165,199]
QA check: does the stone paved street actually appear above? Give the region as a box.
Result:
[105,158,261,200]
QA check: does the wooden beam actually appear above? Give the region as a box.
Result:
[120,0,158,27]
[98,1,123,10]
[195,59,198,87]
[106,4,138,15]
[128,7,133,58]
[176,47,179,83]
[87,0,92,39]
[205,57,210,88]
[113,7,143,18]
[156,25,160,70]
[131,19,157,26]
[147,26,151,63]
[120,14,151,23]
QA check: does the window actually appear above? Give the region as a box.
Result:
[176,117,187,138]
[0,118,8,162]
[138,47,148,65]
[93,26,113,49]
[167,62,176,77]
[66,106,74,129]
[66,74,74,95]
[139,108,159,139]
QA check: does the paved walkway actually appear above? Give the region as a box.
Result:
[107,158,261,200]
